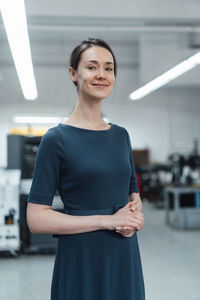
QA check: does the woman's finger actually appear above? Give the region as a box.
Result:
[117,229,136,237]
[116,226,136,233]
[127,199,138,208]
[130,205,138,212]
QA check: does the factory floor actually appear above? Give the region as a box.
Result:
[0,200,200,300]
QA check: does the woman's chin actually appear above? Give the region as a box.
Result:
[89,90,112,100]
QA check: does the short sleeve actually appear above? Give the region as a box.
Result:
[27,127,64,206]
[123,127,139,194]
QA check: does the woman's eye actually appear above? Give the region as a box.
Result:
[88,66,96,70]
[106,67,113,71]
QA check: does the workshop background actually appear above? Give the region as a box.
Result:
[0,1,200,300]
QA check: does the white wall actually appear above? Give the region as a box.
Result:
[119,87,200,163]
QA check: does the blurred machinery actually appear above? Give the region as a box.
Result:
[168,139,200,187]
[20,180,63,254]
[133,140,200,229]
[0,169,21,256]
[7,134,61,254]
[7,134,41,178]
[133,139,200,206]
[133,147,172,202]
[168,148,200,187]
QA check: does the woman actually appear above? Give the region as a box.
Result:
[27,38,145,300]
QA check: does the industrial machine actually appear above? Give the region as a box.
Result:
[0,169,21,256]
[7,134,61,254]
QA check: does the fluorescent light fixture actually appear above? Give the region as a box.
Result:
[0,0,38,100]
[13,116,111,125]
[130,51,200,100]
[13,116,61,124]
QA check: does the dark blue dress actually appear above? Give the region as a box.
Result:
[27,122,145,300]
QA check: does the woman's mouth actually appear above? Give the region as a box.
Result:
[91,84,108,88]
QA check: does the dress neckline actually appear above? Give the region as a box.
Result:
[58,122,114,134]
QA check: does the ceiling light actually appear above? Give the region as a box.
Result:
[13,116,61,124]
[129,51,200,100]
[0,0,38,100]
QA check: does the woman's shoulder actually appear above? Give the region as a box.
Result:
[42,125,61,142]
[39,125,65,153]
[114,123,128,135]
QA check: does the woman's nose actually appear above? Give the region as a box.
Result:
[96,69,105,78]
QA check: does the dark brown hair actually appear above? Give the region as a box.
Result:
[69,38,117,86]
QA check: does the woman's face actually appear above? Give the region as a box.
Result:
[70,46,115,100]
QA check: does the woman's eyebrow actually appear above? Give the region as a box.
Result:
[86,60,114,65]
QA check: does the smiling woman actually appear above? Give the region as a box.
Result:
[69,38,117,81]
[26,38,145,300]
[68,41,116,104]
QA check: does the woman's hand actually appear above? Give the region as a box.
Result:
[113,199,144,237]
[116,225,137,237]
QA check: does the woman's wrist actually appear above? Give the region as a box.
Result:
[99,215,114,231]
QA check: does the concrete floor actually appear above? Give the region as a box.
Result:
[0,200,200,300]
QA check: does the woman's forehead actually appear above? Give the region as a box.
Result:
[80,46,114,63]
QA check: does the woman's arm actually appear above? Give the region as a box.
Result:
[27,200,143,235]
[27,202,111,235]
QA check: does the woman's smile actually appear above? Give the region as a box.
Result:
[91,83,109,88]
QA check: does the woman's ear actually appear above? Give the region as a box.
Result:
[69,67,77,83]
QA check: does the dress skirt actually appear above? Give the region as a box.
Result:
[51,204,145,300]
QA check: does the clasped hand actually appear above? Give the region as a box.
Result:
[115,199,144,238]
